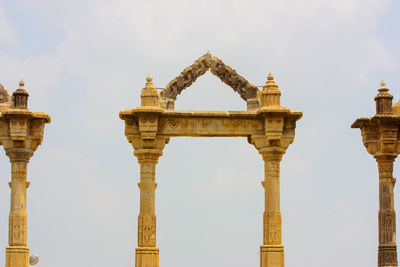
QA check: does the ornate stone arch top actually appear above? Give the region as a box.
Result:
[159,52,259,109]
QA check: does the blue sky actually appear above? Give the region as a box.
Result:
[1,0,400,266]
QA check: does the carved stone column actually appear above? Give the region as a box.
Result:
[352,80,400,267]
[134,148,162,267]
[120,75,169,267]
[259,147,285,267]
[5,148,33,267]
[0,80,50,267]
[250,73,302,267]
[376,155,398,266]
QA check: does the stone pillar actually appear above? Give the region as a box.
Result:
[352,80,400,266]
[134,148,162,267]
[376,155,398,267]
[5,148,33,267]
[0,80,50,267]
[260,147,285,267]
[249,73,301,267]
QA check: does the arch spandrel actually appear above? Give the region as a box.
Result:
[159,52,260,110]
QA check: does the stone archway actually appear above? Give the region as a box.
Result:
[119,53,302,267]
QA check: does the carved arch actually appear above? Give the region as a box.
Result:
[159,53,259,109]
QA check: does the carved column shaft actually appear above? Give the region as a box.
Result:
[134,149,162,267]
[5,148,33,267]
[263,155,282,245]
[376,156,398,267]
[260,147,285,267]
[9,161,28,246]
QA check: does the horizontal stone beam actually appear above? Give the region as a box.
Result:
[121,110,265,137]
[158,113,263,137]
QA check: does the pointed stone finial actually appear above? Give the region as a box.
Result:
[375,79,393,114]
[379,79,389,93]
[141,74,158,107]
[12,79,29,109]
[144,74,155,91]
[265,73,277,88]
[260,72,281,108]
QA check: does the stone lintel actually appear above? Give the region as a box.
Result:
[122,110,301,138]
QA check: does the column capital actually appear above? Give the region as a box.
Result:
[5,148,33,163]
[134,149,163,164]
[374,154,397,163]
[258,146,285,161]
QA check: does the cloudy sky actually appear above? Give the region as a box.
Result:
[0,0,400,266]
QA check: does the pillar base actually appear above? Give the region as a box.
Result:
[6,246,29,267]
[135,247,159,267]
[378,245,398,267]
[260,245,284,267]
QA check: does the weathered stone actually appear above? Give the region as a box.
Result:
[352,80,400,267]
[159,52,259,109]
[0,80,50,267]
[120,56,302,267]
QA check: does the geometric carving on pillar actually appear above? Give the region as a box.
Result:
[0,80,50,267]
[120,54,302,267]
[352,80,400,267]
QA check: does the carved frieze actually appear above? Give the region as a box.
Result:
[157,116,263,137]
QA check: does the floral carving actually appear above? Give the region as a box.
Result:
[160,53,258,102]
[161,53,211,100]
[210,57,258,100]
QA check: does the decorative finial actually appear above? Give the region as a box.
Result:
[260,72,281,108]
[378,78,389,93]
[265,72,277,87]
[12,79,29,109]
[141,74,158,107]
[375,78,392,114]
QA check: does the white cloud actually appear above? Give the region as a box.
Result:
[0,52,61,112]
[0,6,18,44]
